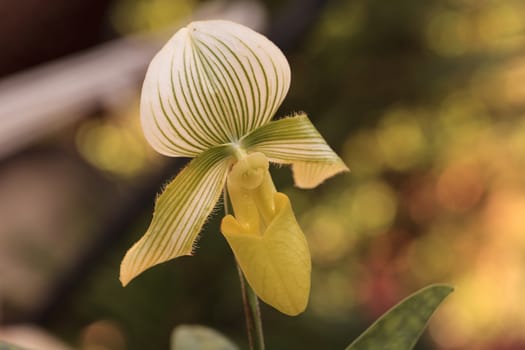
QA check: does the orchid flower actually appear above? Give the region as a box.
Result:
[120,20,348,316]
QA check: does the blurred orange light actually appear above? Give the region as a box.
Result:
[436,163,485,212]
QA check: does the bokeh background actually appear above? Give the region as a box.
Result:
[1,0,525,349]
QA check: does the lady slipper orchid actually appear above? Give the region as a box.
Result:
[120,20,348,316]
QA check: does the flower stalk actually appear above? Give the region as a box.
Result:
[237,257,265,350]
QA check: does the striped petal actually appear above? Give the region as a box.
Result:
[240,114,349,188]
[141,20,291,157]
[120,146,232,286]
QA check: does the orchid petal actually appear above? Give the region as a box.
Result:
[241,114,349,188]
[141,20,291,157]
[221,192,311,316]
[120,146,231,286]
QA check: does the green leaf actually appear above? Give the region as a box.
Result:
[241,114,349,188]
[120,145,231,286]
[346,284,453,350]
[141,20,291,157]
[171,325,239,350]
[0,342,29,350]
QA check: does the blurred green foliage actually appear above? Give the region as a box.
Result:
[171,325,238,350]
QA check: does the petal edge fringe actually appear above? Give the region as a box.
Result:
[120,146,231,286]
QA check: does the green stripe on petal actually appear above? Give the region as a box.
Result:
[120,146,232,286]
[141,20,290,157]
[241,114,349,188]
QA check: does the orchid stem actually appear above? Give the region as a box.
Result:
[223,189,265,350]
[236,263,265,350]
